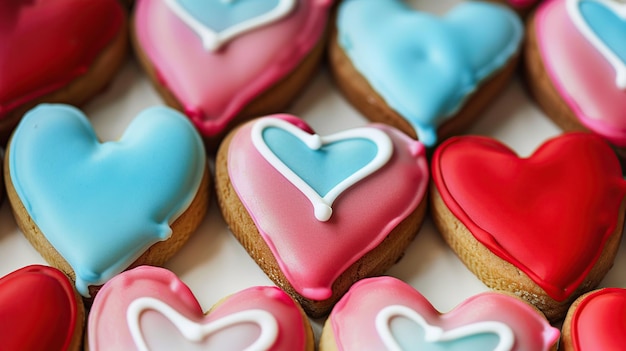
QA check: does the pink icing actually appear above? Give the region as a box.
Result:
[88,265,309,350]
[227,116,429,300]
[133,0,331,137]
[535,0,626,146]
[328,276,559,351]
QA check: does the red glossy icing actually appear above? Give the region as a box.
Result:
[571,288,626,350]
[0,0,124,118]
[0,265,79,351]
[432,133,626,301]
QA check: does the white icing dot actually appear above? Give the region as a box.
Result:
[314,203,333,222]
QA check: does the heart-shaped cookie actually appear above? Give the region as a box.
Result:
[5,104,208,298]
[132,0,331,146]
[561,288,626,350]
[330,0,523,147]
[525,0,626,154]
[320,276,559,351]
[216,115,429,317]
[88,265,313,351]
[0,265,83,351]
[0,0,127,140]
[431,133,626,321]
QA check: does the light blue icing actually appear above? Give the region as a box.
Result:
[390,316,501,351]
[262,126,378,197]
[336,0,523,147]
[579,1,626,64]
[8,104,206,296]
[175,0,281,32]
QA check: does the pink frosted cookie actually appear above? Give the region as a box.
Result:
[561,287,626,350]
[0,265,84,351]
[430,133,626,322]
[132,0,332,149]
[320,276,559,351]
[88,265,314,351]
[0,0,127,142]
[525,0,626,158]
[215,115,429,317]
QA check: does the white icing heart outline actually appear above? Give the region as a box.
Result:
[164,0,296,51]
[567,0,626,89]
[251,117,393,222]
[127,297,279,351]
[375,305,515,351]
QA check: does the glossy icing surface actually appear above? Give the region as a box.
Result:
[432,133,626,301]
[327,276,559,351]
[336,0,522,146]
[376,305,514,351]
[88,266,309,350]
[252,117,393,221]
[567,0,626,89]
[227,116,429,300]
[8,104,206,296]
[0,265,79,351]
[569,288,626,350]
[0,0,124,118]
[134,0,331,137]
[164,0,296,51]
[536,0,626,146]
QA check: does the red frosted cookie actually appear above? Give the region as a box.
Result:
[0,0,128,142]
[525,0,626,159]
[88,265,314,351]
[132,0,332,149]
[561,288,626,350]
[216,115,429,317]
[0,265,84,351]
[430,133,626,321]
[320,276,559,351]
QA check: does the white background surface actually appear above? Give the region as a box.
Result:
[1,0,625,341]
